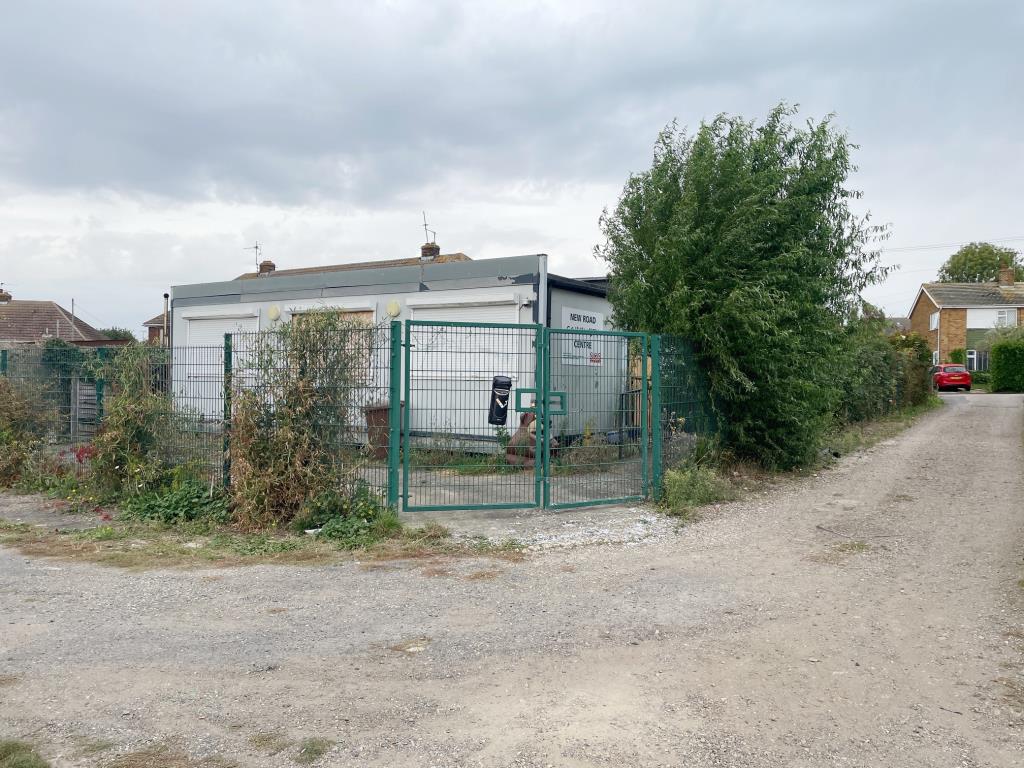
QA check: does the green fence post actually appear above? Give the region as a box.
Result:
[222,333,232,488]
[387,320,402,509]
[0,349,7,377]
[95,348,107,423]
[400,319,414,511]
[650,335,662,500]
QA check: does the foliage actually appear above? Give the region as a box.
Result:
[230,311,379,529]
[0,378,53,485]
[598,104,888,468]
[971,370,991,388]
[661,465,736,515]
[948,348,966,365]
[990,340,1024,392]
[937,242,1023,283]
[88,344,173,496]
[835,314,901,423]
[122,474,230,524]
[98,327,137,341]
[888,332,933,409]
[976,324,1024,352]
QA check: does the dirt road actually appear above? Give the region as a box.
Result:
[2,394,1023,767]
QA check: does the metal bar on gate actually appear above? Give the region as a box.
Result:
[650,335,662,499]
[401,319,412,511]
[640,335,649,498]
[95,348,107,422]
[541,327,551,509]
[222,333,232,488]
[0,349,6,377]
[387,320,402,509]
[534,326,544,508]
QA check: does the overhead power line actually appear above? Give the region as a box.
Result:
[881,235,1024,253]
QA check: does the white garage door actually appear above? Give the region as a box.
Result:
[177,316,259,419]
[185,316,258,346]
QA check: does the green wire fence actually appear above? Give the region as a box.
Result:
[1,325,718,508]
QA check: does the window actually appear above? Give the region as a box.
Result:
[932,350,939,366]
[966,349,977,371]
[995,308,1017,327]
[929,311,939,331]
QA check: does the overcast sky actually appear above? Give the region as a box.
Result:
[1,0,1021,332]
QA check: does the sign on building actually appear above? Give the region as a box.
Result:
[561,307,605,366]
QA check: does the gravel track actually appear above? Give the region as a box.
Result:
[1,393,1023,767]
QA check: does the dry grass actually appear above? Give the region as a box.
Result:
[0,518,523,571]
[104,745,236,768]
[465,569,501,580]
[249,731,291,756]
[293,737,333,765]
[0,739,50,768]
[73,738,115,757]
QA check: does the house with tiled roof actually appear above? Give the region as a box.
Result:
[909,267,1024,369]
[0,290,109,346]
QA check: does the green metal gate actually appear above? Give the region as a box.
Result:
[400,320,654,512]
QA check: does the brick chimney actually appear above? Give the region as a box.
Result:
[998,265,1015,286]
[258,259,276,276]
[420,242,441,261]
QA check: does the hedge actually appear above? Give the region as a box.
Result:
[990,340,1024,392]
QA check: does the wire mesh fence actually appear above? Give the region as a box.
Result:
[1,325,719,509]
[403,321,541,510]
[545,330,648,507]
[229,322,394,500]
[655,335,717,474]
[0,344,104,472]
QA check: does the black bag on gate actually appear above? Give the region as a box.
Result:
[488,375,513,426]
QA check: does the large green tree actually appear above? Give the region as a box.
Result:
[597,104,887,469]
[937,242,1023,283]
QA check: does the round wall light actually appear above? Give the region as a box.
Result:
[385,300,401,318]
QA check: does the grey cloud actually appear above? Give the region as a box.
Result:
[1,1,1020,205]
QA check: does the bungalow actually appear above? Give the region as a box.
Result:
[0,289,109,347]
[169,244,618,439]
[909,267,1024,370]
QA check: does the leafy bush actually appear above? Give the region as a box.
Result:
[291,482,387,531]
[88,344,173,496]
[0,378,53,485]
[230,312,379,530]
[317,506,402,548]
[661,465,735,515]
[122,476,230,524]
[889,333,932,408]
[990,340,1024,392]
[835,315,899,423]
[971,370,991,388]
[598,104,888,469]
[948,348,966,365]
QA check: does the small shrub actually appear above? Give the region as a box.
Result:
[661,465,735,515]
[229,312,378,530]
[88,344,173,497]
[948,348,966,365]
[990,340,1024,392]
[0,378,52,485]
[971,370,991,388]
[122,475,230,525]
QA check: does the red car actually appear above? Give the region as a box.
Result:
[932,363,972,392]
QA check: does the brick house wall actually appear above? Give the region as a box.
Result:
[909,291,938,353]
[938,308,967,359]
